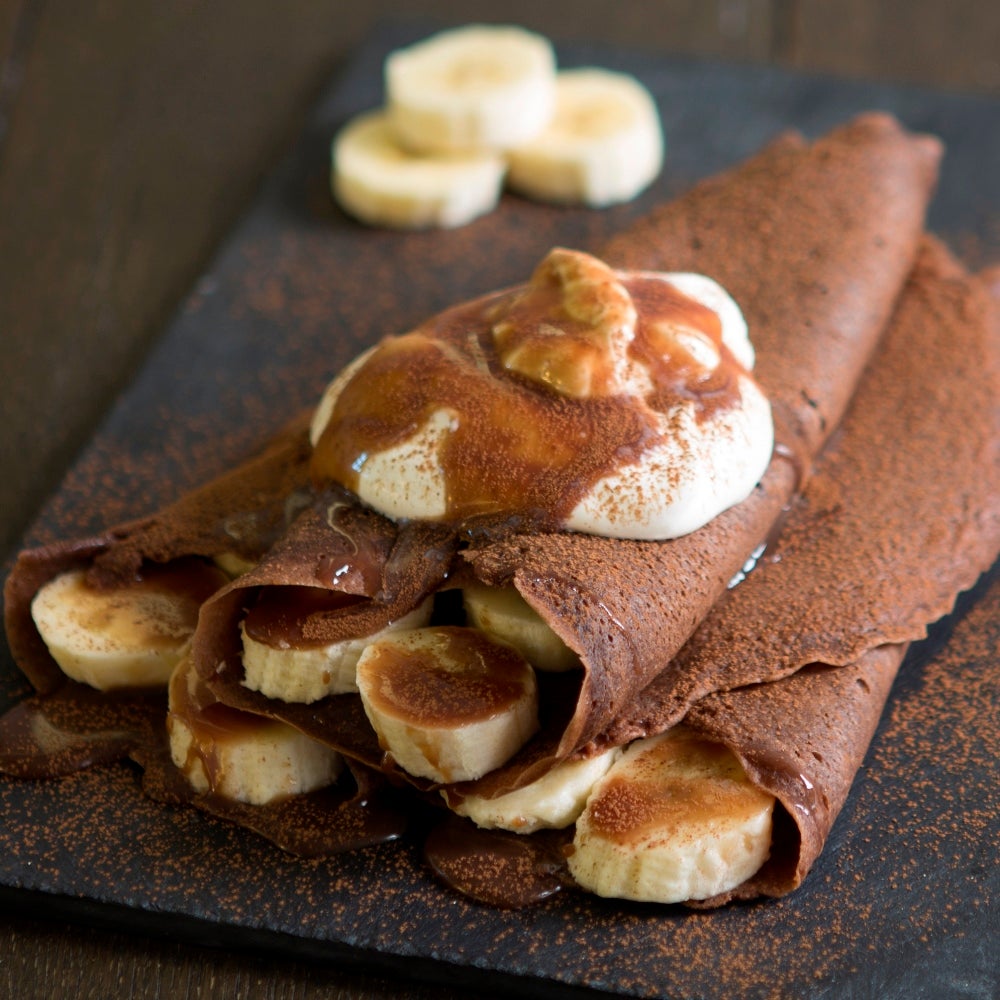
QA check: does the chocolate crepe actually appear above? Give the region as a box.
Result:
[3,415,314,698]
[0,114,942,807]
[165,114,942,795]
[594,237,1000,903]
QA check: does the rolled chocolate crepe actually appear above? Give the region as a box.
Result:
[3,416,314,699]
[1,115,940,797]
[587,237,1000,904]
[176,114,942,793]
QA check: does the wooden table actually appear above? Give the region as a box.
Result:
[2,3,998,997]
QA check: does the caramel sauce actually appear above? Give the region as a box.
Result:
[424,813,572,907]
[242,585,363,649]
[167,661,276,798]
[628,276,741,409]
[0,684,163,779]
[311,264,751,529]
[361,626,535,727]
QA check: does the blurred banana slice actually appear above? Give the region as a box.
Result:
[241,595,433,704]
[386,24,556,154]
[568,727,774,903]
[506,68,664,207]
[213,551,257,579]
[356,626,539,784]
[168,657,343,806]
[445,747,620,833]
[30,561,227,691]
[331,110,506,230]
[462,582,580,672]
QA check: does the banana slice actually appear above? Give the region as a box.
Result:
[445,747,620,833]
[385,25,556,154]
[213,551,257,579]
[240,592,434,704]
[356,626,539,784]
[168,657,342,805]
[462,582,580,672]
[506,68,664,207]
[568,727,774,903]
[331,109,505,230]
[30,560,228,691]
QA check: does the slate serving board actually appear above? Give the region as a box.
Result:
[2,21,998,1000]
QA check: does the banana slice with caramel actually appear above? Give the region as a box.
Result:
[168,657,343,805]
[356,626,539,784]
[30,560,228,691]
[568,726,774,903]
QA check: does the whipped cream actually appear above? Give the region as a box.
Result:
[309,248,773,540]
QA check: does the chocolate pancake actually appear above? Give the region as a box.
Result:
[589,237,1000,904]
[3,415,314,697]
[1,115,942,812]
[600,236,1000,747]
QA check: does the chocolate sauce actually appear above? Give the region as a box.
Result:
[242,585,363,649]
[424,814,572,907]
[0,684,163,779]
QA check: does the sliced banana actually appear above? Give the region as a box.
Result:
[240,596,433,704]
[168,657,343,806]
[30,561,228,691]
[568,727,774,903]
[385,24,556,155]
[445,747,620,833]
[506,68,664,207]
[356,626,539,784]
[462,582,580,672]
[213,551,257,579]
[331,109,505,230]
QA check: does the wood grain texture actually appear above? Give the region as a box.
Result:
[786,0,1000,94]
[0,917,475,999]
[0,0,344,558]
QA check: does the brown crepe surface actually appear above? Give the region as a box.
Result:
[600,235,1000,750]
[592,239,1000,903]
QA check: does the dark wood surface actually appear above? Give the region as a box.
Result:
[2,3,998,997]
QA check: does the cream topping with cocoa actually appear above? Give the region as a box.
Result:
[310,248,773,540]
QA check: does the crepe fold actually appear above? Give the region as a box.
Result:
[174,114,941,793]
[3,416,315,696]
[599,236,1000,903]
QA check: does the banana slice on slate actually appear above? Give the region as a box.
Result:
[568,727,774,903]
[331,110,506,230]
[240,593,434,704]
[168,657,343,806]
[385,24,557,154]
[462,582,580,672]
[356,626,539,784]
[506,67,664,207]
[445,747,620,833]
[30,561,228,691]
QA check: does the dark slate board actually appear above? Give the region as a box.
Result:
[2,21,998,1000]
